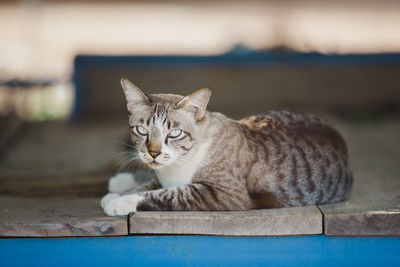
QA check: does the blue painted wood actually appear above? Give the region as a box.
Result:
[1,236,399,266]
[73,52,400,68]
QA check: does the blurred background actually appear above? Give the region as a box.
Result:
[0,0,399,197]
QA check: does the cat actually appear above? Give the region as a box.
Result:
[101,78,352,216]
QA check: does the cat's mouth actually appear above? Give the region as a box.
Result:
[148,160,164,169]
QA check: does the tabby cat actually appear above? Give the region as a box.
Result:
[101,78,352,216]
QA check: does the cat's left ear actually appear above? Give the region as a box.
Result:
[120,78,150,112]
[177,88,211,120]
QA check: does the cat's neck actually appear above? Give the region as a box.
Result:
[155,140,211,188]
[155,113,214,188]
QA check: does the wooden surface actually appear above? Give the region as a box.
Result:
[0,118,399,237]
[0,196,128,237]
[318,120,400,236]
[0,196,322,237]
[0,120,133,197]
[130,206,322,236]
[320,202,400,236]
[0,171,111,197]
[0,121,127,177]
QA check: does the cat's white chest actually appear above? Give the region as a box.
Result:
[156,165,194,188]
[155,141,210,188]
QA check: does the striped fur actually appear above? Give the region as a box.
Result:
[102,79,352,216]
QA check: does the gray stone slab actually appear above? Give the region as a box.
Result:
[0,196,128,237]
[318,120,400,236]
[130,205,322,236]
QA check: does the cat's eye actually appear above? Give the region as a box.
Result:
[136,126,148,136]
[168,129,182,138]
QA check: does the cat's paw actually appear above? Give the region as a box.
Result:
[108,173,136,194]
[100,193,120,209]
[104,194,144,216]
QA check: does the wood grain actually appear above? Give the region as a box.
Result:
[130,205,322,236]
[0,120,143,197]
[0,196,128,237]
[0,121,127,179]
[0,172,110,197]
[322,203,400,236]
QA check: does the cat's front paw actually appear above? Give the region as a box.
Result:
[104,194,144,216]
[100,193,120,209]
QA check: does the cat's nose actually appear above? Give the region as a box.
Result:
[149,150,161,159]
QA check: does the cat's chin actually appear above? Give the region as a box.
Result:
[147,161,166,170]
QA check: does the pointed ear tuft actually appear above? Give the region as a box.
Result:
[120,78,149,112]
[177,87,211,120]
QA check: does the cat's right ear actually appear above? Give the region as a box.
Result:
[120,78,150,112]
[177,87,211,121]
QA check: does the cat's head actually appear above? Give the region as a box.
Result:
[120,78,211,169]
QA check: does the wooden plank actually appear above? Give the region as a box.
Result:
[0,171,110,197]
[321,202,400,236]
[0,120,128,178]
[319,120,400,236]
[129,206,322,236]
[3,236,400,267]
[0,120,143,197]
[0,196,128,237]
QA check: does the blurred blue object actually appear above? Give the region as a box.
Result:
[72,49,400,121]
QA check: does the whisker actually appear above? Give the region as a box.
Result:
[174,156,188,167]
[112,140,138,150]
[111,152,137,163]
[118,156,139,171]
[176,155,190,165]
[111,151,140,169]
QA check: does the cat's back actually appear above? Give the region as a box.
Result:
[240,110,347,156]
[238,110,352,207]
[240,110,327,133]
